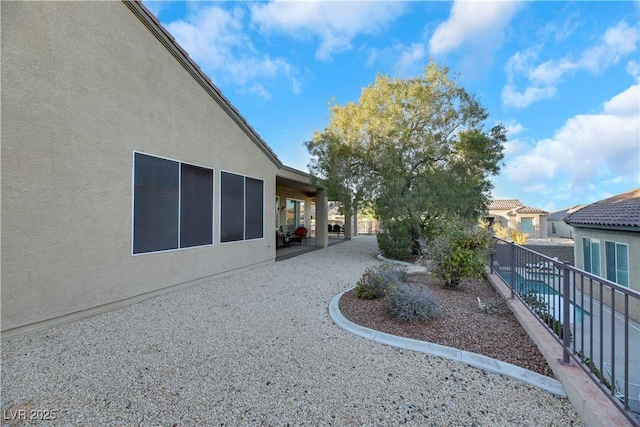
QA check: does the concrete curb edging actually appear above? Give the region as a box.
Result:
[329,288,567,398]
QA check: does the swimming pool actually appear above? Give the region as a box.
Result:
[496,268,590,322]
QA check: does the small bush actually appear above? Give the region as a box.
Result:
[354,265,407,299]
[491,222,510,239]
[377,221,413,260]
[385,283,440,323]
[576,351,612,391]
[427,218,492,289]
[520,291,571,341]
[510,230,528,245]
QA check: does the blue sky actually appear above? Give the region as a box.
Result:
[143,1,639,213]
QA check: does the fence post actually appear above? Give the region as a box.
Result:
[509,241,515,298]
[559,261,573,365]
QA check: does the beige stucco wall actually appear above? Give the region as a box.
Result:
[572,227,640,321]
[548,220,575,239]
[1,2,278,334]
[488,209,547,238]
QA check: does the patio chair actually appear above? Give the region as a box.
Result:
[289,227,307,245]
[332,224,341,236]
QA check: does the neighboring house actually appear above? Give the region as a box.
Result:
[2,1,343,337]
[547,205,585,238]
[564,188,640,295]
[487,199,549,238]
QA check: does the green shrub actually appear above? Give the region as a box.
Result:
[510,230,528,245]
[520,292,571,341]
[385,283,440,323]
[426,218,492,289]
[576,351,612,391]
[354,265,407,299]
[491,222,510,239]
[377,221,413,260]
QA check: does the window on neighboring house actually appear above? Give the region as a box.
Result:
[521,217,534,234]
[583,237,601,276]
[133,152,213,254]
[551,223,557,234]
[605,241,629,287]
[220,171,264,243]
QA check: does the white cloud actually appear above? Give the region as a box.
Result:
[392,43,426,77]
[602,84,640,116]
[501,84,556,109]
[249,1,405,61]
[529,59,576,86]
[163,5,299,99]
[503,84,640,191]
[503,20,640,108]
[504,120,526,137]
[502,138,527,158]
[626,60,640,79]
[428,1,522,55]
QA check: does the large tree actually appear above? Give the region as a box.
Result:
[306,61,505,255]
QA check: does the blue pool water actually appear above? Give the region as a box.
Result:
[497,269,590,322]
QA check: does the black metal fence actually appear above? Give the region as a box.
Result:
[491,238,640,426]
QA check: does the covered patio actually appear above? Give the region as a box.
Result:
[275,165,360,253]
[275,235,348,261]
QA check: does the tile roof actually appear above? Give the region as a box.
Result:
[516,206,549,215]
[487,200,548,215]
[564,188,640,228]
[488,199,523,210]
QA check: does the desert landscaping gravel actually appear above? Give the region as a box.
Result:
[1,236,583,426]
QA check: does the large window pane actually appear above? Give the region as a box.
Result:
[617,244,629,287]
[220,171,245,242]
[583,238,591,273]
[245,177,264,240]
[591,240,601,276]
[181,164,213,248]
[605,241,616,282]
[133,153,179,254]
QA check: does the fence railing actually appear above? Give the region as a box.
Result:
[491,238,640,426]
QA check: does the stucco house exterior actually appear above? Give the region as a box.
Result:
[564,188,640,295]
[1,1,344,337]
[547,205,585,239]
[487,199,549,238]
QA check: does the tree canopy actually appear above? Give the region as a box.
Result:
[306,60,506,254]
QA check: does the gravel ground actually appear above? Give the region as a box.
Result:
[1,236,583,426]
[339,272,555,377]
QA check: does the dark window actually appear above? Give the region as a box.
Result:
[180,164,214,248]
[245,177,264,239]
[133,153,213,254]
[220,171,245,242]
[133,153,179,254]
[220,171,264,243]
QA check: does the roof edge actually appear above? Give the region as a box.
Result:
[124,0,283,168]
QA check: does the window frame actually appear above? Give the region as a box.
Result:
[605,240,629,287]
[219,170,265,244]
[582,237,601,276]
[131,151,214,255]
[521,217,534,234]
